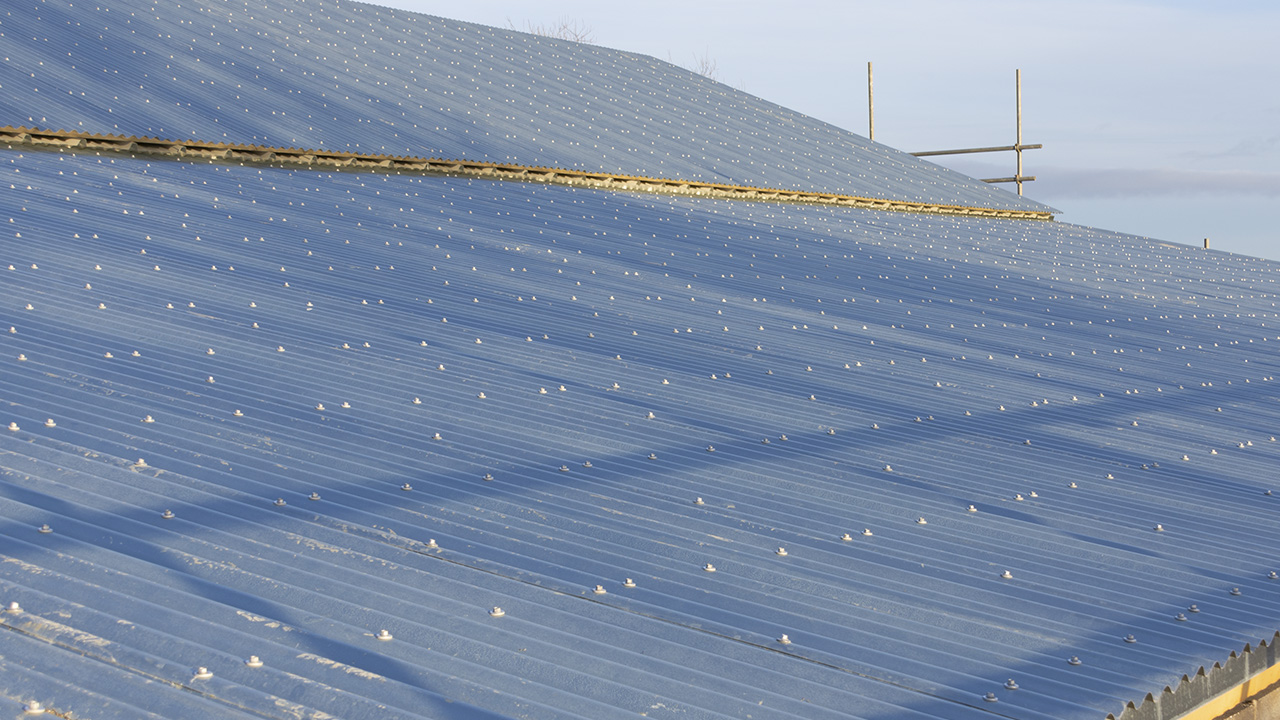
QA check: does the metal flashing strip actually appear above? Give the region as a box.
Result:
[0,126,1055,221]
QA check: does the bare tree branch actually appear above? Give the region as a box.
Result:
[507,17,594,44]
[689,51,718,81]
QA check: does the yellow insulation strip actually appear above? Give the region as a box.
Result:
[0,125,1054,221]
[1176,660,1280,720]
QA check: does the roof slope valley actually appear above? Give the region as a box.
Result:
[0,148,1279,719]
[0,0,1051,213]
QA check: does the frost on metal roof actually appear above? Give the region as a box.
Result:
[0,0,1052,214]
[2,149,1280,719]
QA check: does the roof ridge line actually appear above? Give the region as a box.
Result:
[0,125,1054,221]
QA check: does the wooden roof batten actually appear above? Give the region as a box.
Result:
[0,125,1054,221]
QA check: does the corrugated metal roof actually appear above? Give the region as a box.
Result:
[2,2,1279,719]
[2,148,1279,719]
[0,0,1053,214]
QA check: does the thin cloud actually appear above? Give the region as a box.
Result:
[1034,167,1280,198]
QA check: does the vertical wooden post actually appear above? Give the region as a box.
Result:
[868,62,875,142]
[1015,69,1023,196]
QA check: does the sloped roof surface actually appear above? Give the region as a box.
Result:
[2,148,1280,720]
[3,2,1279,720]
[0,0,1052,213]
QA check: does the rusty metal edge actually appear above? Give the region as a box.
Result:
[0,125,1054,221]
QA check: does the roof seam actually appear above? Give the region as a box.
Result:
[0,125,1055,221]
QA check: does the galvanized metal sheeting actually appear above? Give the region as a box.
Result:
[0,0,1053,214]
[2,150,1279,718]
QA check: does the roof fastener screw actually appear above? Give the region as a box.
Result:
[775,547,788,556]
[582,461,592,468]
[483,473,494,481]
[916,517,928,525]
[425,539,438,549]
[883,464,892,472]
[1175,613,1188,621]
[194,667,213,679]
[592,585,607,595]
[8,422,18,432]
[1068,656,1082,665]
[376,629,393,641]
[1269,571,1278,580]
[841,533,854,541]
[983,692,998,702]
[23,701,44,715]
[431,432,442,440]
[37,524,52,534]
[648,453,657,460]
[308,492,321,501]
[1003,679,1019,690]
[1189,604,1201,613]
[862,528,873,536]
[6,601,21,613]
[245,655,264,668]
[44,419,56,428]
[967,505,977,512]
[274,498,286,507]
[623,578,636,588]
[489,607,505,617]
[161,509,174,520]
[1154,524,1164,532]
[706,445,715,452]
[233,409,243,417]
[703,563,716,572]
[778,634,792,645]
[401,483,412,491]
[559,465,570,472]
[1000,570,1013,579]
[1231,587,1242,596]
[1123,634,1137,643]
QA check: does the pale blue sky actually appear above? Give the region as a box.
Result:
[379,0,1278,260]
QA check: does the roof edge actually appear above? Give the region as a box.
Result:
[0,126,1055,221]
[1110,632,1280,720]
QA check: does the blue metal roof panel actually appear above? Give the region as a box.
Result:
[0,0,1053,213]
[1,148,1279,718]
